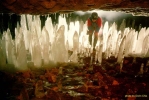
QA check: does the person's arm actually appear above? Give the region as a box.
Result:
[95,17,102,32]
[87,19,92,31]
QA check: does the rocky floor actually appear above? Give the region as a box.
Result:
[0,55,149,100]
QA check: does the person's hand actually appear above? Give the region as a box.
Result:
[87,30,92,35]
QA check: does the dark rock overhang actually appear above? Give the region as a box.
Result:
[0,0,149,15]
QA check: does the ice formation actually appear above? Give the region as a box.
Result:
[0,14,149,70]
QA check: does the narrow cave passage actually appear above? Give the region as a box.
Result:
[0,10,149,100]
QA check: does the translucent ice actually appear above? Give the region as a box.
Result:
[98,43,103,64]
[0,39,6,67]
[5,29,13,64]
[51,25,68,62]
[103,21,109,52]
[135,28,147,56]
[31,28,42,68]
[1,13,149,69]
[69,31,79,62]
[117,36,125,63]
[15,33,27,70]
[41,27,50,65]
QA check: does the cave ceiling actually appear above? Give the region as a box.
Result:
[0,0,149,15]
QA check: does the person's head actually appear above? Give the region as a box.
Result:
[91,12,98,22]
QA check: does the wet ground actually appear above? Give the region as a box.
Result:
[0,54,149,100]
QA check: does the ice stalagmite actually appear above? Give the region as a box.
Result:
[98,43,103,64]
[51,25,68,62]
[117,36,126,63]
[142,35,149,57]
[129,31,138,56]
[68,22,75,50]
[110,29,118,56]
[119,19,126,38]
[103,21,109,52]
[70,31,79,62]
[81,35,85,52]
[20,15,27,31]
[5,29,13,64]
[41,27,50,65]
[45,17,54,44]
[23,30,30,50]
[73,31,79,51]
[21,15,30,50]
[11,42,17,67]
[104,22,117,58]
[126,29,138,56]
[26,15,32,30]
[124,28,133,56]
[66,40,70,60]
[106,34,111,58]
[135,28,146,57]
[15,33,27,70]
[0,39,6,67]
[66,40,69,51]
[79,21,84,35]
[142,28,149,57]
[74,21,80,36]
[1,32,7,67]
[115,32,121,58]
[34,16,42,39]
[142,27,149,57]
[31,28,42,68]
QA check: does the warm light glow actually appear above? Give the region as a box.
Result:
[1,10,149,69]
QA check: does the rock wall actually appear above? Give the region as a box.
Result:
[0,0,149,14]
